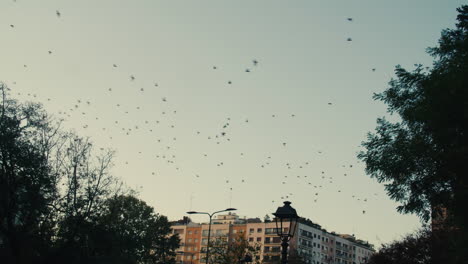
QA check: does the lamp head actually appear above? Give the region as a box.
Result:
[272,201,299,238]
[273,201,298,219]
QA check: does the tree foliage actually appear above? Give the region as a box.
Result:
[89,195,180,264]
[358,5,468,224]
[207,232,261,264]
[368,229,431,264]
[0,84,180,264]
[0,83,56,263]
[368,226,465,264]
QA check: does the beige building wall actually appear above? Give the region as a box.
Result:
[171,213,374,264]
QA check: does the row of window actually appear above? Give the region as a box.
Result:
[249,228,263,233]
[299,229,331,243]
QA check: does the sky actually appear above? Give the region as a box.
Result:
[1,0,465,247]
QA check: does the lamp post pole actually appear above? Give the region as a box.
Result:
[281,237,289,264]
[187,208,237,264]
[206,213,213,264]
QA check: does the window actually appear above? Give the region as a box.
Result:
[188,230,193,235]
[257,228,263,233]
[249,228,254,233]
[195,239,198,243]
[233,229,237,233]
[249,237,254,242]
[257,237,262,242]
[265,237,271,243]
[188,238,192,243]
[314,234,317,238]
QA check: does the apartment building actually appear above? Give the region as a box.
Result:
[171,213,374,264]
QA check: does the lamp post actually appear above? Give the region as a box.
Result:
[273,201,299,264]
[187,208,237,264]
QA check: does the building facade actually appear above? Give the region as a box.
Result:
[171,213,374,264]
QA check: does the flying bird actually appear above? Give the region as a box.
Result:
[347,18,353,21]
[347,38,352,42]
[56,10,61,17]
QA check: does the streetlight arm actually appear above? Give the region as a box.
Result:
[187,208,237,264]
[212,209,229,216]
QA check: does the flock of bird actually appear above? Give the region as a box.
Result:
[5,5,377,217]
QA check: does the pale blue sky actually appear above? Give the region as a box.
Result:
[1,0,464,246]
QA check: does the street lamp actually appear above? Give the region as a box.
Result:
[187,208,237,264]
[273,201,299,264]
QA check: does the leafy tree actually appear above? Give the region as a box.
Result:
[358,5,468,262]
[368,228,431,264]
[88,195,180,264]
[206,232,261,264]
[0,83,56,263]
[0,85,178,264]
[358,3,468,233]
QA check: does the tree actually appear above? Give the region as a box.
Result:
[368,229,431,264]
[358,1,468,237]
[88,195,180,264]
[0,83,56,263]
[207,232,261,264]
[1,85,178,264]
[358,5,468,262]
[49,133,120,259]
